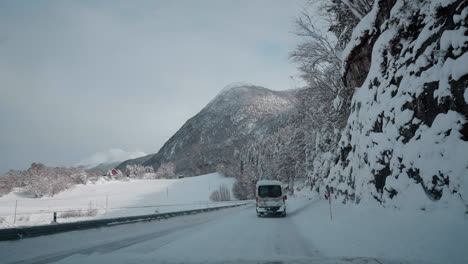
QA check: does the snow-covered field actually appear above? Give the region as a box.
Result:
[1,198,466,264]
[0,173,239,228]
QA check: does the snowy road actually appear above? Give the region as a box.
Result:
[0,200,324,264]
[0,199,446,264]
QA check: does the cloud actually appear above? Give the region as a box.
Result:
[78,149,146,168]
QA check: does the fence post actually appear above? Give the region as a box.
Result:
[53,212,57,223]
[13,200,18,225]
[105,195,109,215]
[328,189,333,221]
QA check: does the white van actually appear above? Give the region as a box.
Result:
[255,180,287,217]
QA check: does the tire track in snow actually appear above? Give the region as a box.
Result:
[275,199,324,259]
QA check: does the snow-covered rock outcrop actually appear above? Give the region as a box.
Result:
[328,0,467,210]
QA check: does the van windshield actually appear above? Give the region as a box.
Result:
[258,185,282,198]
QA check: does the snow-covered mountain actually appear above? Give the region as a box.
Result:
[112,154,153,171]
[85,153,153,175]
[117,84,298,176]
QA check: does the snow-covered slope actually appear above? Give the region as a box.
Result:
[118,84,297,176]
[0,173,238,228]
[328,0,467,209]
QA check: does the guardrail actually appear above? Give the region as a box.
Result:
[0,202,249,241]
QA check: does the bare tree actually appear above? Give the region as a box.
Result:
[290,12,343,99]
[340,0,373,19]
[210,184,231,201]
[218,184,231,201]
[0,173,14,196]
[124,164,156,179]
[232,179,247,200]
[310,0,373,49]
[209,190,221,201]
[25,163,52,197]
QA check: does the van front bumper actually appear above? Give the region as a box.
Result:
[256,205,286,214]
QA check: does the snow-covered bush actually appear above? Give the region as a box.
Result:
[209,190,221,201]
[124,164,155,179]
[23,163,80,197]
[210,184,231,201]
[155,163,175,179]
[0,163,92,197]
[0,174,14,197]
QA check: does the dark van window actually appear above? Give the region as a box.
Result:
[258,185,282,198]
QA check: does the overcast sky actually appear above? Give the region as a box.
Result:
[0,0,308,173]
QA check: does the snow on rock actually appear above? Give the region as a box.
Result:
[465,88,468,104]
[329,0,468,210]
[341,0,379,69]
[341,0,397,89]
[332,95,343,110]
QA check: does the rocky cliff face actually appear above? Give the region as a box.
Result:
[328,0,467,209]
[117,84,297,176]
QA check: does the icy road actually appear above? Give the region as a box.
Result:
[1,199,464,264]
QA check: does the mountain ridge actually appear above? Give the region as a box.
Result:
[117,84,298,176]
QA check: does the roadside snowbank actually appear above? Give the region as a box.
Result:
[294,199,468,264]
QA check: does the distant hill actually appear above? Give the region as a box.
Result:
[86,161,121,174]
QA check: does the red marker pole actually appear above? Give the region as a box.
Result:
[328,190,333,221]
